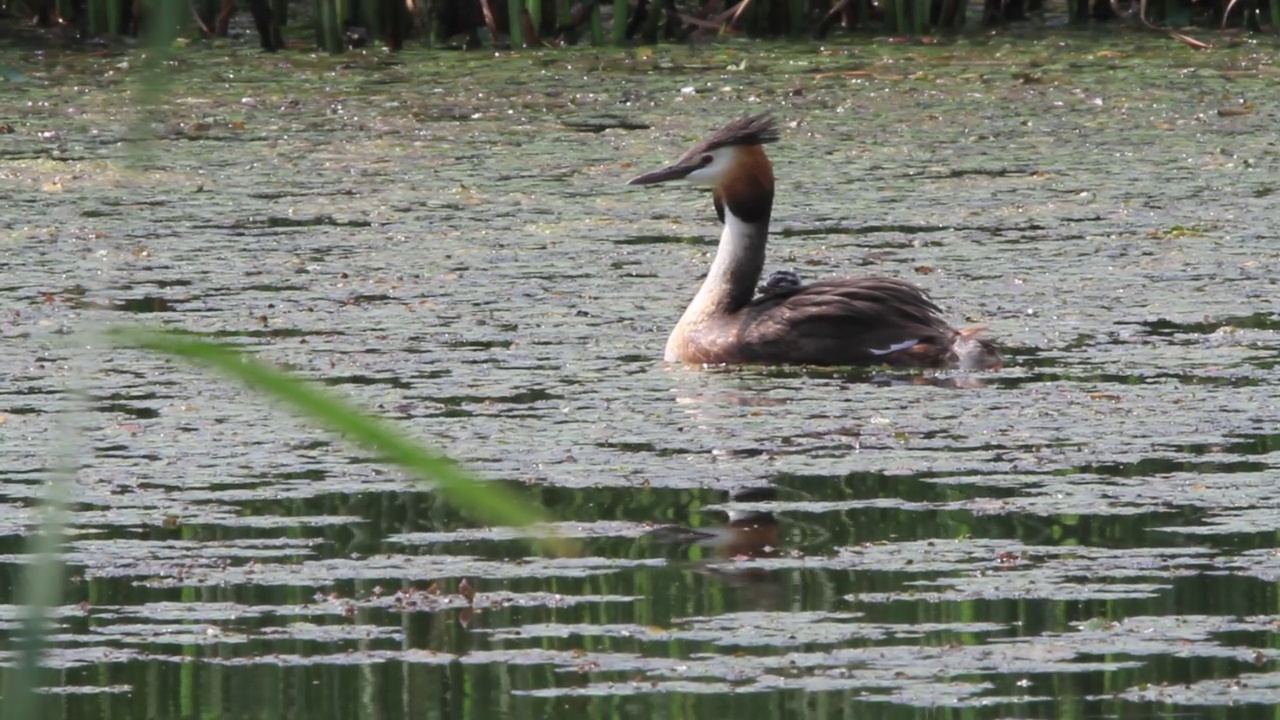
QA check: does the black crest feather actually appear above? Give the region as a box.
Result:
[678,114,780,162]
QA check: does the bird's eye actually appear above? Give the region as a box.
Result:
[700,154,714,165]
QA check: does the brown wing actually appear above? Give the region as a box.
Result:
[729,276,961,366]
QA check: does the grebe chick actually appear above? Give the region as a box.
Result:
[756,269,804,298]
[627,114,1002,371]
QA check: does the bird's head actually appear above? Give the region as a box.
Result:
[628,113,779,224]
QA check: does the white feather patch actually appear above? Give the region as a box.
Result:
[869,339,919,356]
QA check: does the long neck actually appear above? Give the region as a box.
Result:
[681,208,770,321]
[664,145,777,362]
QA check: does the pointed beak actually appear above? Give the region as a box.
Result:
[627,161,700,185]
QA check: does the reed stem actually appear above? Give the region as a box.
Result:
[611,0,628,44]
[528,0,542,32]
[315,0,344,50]
[786,0,806,35]
[45,0,1279,50]
[590,0,605,43]
[508,0,526,45]
[640,0,662,41]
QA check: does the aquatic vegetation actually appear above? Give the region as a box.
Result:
[5,0,1275,51]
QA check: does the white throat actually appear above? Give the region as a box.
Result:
[664,207,769,362]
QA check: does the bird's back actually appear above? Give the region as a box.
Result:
[674,276,1000,369]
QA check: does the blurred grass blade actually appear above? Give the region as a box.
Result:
[107,326,572,554]
[132,0,190,149]
[2,457,72,718]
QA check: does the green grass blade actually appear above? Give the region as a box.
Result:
[1,466,69,720]
[107,326,571,554]
[137,0,186,105]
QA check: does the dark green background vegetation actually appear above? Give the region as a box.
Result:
[1,0,1275,52]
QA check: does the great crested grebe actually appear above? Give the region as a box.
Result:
[628,114,1002,371]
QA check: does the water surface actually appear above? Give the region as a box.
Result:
[2,32,1279,719]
